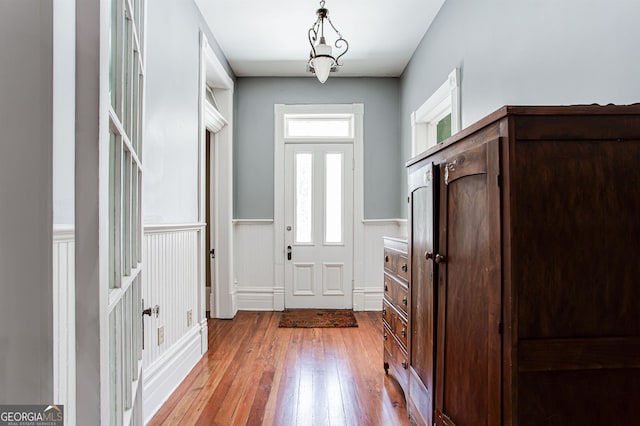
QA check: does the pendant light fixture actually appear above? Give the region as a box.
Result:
[307,0,349,83]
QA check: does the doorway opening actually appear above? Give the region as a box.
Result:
[274,104,364,310]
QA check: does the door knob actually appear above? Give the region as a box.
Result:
[425,251,433,260]
[142,305,160,318]
[435,254,446,264]
[141,301,159,350]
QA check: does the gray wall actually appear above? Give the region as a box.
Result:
[0,1,54,403]
[400,0,640,216]
[234,77,401,220]
[53,0,75,226]
[144,0,233,224]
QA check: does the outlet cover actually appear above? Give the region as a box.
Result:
[157,326,164,346]
[187,309,193,327]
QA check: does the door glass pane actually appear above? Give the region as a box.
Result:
[295,153,313,244]
[325,153,343,243]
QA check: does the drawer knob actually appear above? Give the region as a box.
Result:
[401,328,406,337]
[382,308,386,316]
[385,255,390,263]
[402,361,408,370]
[402,296,407,306]
[435,254,446,264]
[384,333,388,341]
[402,263,407,272]
[425,251,433,260]
[384,284,388,291]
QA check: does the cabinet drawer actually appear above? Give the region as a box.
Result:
[384,248,397,274]
[396,254,409,281]
[383,299,408,350]
[395,282,409,316]
[383,274,396,303]
[385,274,408,316]
[393,312,408,348]
[384,324,409,392]
[382,299,393,327]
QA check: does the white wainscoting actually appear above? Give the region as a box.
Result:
[355,219,407,311]
[142,224,205,423]
[233,219,406,312]
[53,225,75,426]
[233,220,279,310]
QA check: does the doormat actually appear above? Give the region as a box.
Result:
[278,309,358,328]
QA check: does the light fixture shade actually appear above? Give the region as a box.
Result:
[311,43,334,83]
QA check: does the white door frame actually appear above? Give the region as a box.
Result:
[199,33,235,321]
[274,103,364,310]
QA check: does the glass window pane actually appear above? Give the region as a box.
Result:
[325,153,343,243]
[286,117,351,138]
[437,113,452,144]
[109,0,119,110]
[124,17,132,135]
[122,150,131,277]
[123,290,132,410]
[109,306,123,426]
[295,153,313,244]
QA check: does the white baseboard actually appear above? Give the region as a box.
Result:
[143,326,202,424]
[354,287,384,311]
[236,287,278,311]
[363,289,384,311]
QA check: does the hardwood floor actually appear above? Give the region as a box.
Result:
[149,311,411,426]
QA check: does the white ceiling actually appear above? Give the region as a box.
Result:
[195,0,446,78]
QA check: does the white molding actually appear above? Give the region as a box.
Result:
[144,223,206,233]
[411,68,461,156]
[199,318,208,355]
[142,326,201,424]
[233,219,274,225]
[53,225,75,241]
[199,32,235,320]
[236,287,279,311]
[53,235,75,426]
[204,100,227,133]
[362,218,407,226]
[353,287,385,311]
[274,103,364,310]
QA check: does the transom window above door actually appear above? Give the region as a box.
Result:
[284,114,354,139]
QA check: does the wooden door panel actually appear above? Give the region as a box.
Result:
[409,163,438,426]
[515,139,640,338]
[436,140,501,426]
[441,174,490,426]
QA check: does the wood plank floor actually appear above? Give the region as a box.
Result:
[149,311,411,426]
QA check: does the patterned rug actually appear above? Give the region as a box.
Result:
[278,309,358,328]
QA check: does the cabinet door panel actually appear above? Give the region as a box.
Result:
[409,162,438,426]
[435,141,501,426]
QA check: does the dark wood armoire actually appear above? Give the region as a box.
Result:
[406,105,640,426]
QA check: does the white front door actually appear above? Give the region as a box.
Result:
[284,143,354,309]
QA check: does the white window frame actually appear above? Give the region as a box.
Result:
[411,68,461,156]
[274,104,364,310]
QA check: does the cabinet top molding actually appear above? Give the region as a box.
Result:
[407,104,640,167]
